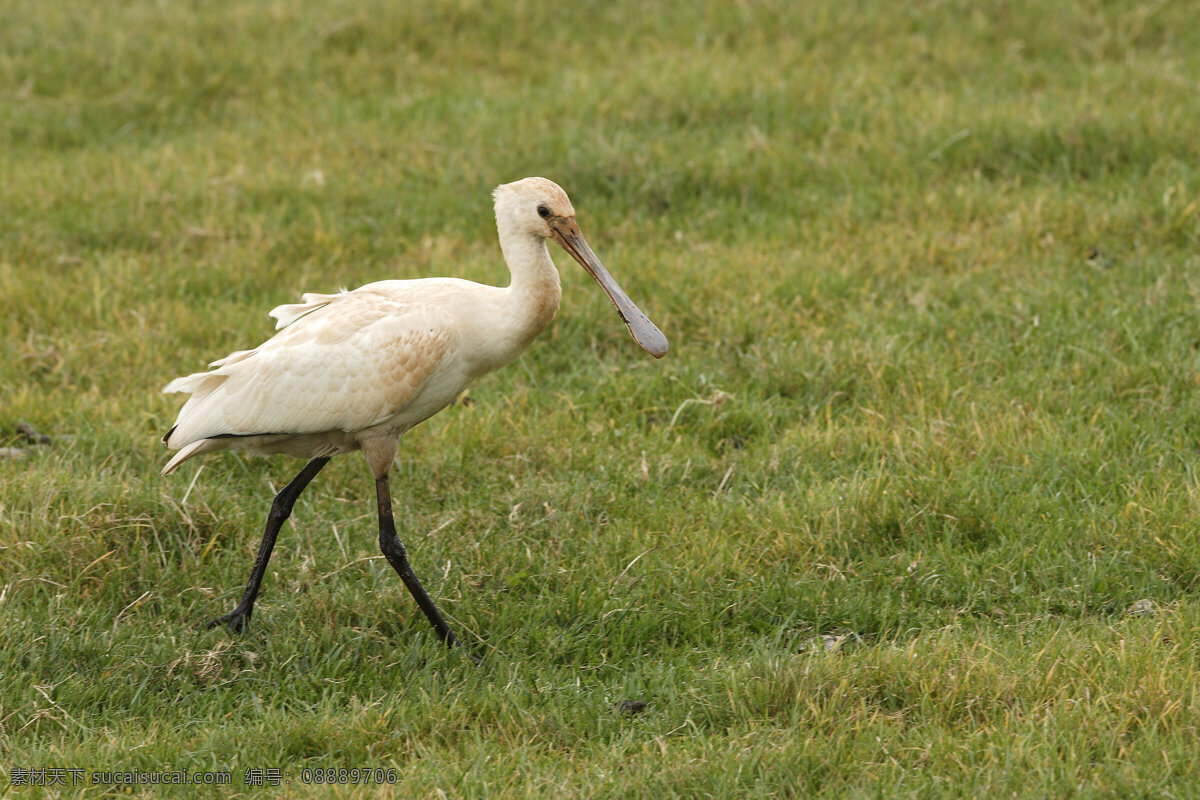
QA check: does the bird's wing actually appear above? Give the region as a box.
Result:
[163,295,457,447]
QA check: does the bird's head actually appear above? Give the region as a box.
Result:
[493,176,576,239]
[493,177,669,359]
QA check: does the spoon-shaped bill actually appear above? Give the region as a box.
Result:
[550,219,669,358]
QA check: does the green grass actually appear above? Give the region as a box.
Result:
[3,0,1200,796]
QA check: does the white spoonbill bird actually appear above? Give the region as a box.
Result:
[162,177,668,656]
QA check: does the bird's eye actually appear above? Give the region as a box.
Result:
[537,205,551,219]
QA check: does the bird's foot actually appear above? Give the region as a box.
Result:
[206,608,252,633]
[443,631,483,665]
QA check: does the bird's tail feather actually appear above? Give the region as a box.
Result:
[161,439,217,476]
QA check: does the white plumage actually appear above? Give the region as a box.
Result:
[163,283,481,473]
[160,177,667,654]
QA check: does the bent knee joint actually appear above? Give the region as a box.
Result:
[379,535,408,562]
[267,504,292,525]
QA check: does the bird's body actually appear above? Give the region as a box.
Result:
[162,274,558,475]
[161,177,667,655]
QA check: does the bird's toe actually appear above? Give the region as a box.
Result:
[206,609,250,633]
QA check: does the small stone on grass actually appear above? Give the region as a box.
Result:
[1127,598,1158,617]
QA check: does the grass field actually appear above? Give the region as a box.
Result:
[3,0,1200,796]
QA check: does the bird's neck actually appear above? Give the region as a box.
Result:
[498,228,562,346]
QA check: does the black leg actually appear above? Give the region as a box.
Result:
[375,473,479,662]
[207,457,331,632]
